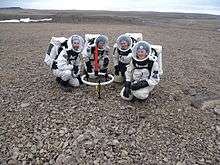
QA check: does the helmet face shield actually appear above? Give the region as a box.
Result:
[95,35,108,50]
[71,35,84,53]
[132,41,151,61]
[117,34,132,52]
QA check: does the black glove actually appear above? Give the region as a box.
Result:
[123,81,131,98]
[73,65,79,75]
[100,68,107,73]
[103,58,109,67]
[131,80,149,90]
[94,70,99,76]
[114,65,120,76]
[86,61,92,73]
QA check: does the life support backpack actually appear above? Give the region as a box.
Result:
[125,32,143,46]
[44,37,68,69]
[151,45,163,75]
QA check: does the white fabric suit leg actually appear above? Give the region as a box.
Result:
[69,77,80,87]
[53,70,72,81]
[132,86,155,100]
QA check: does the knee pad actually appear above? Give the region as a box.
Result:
[61,70,72,81]
[69,78,80,87]
[132,89,149,100]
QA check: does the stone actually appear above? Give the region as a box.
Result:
[128,128,136,135]
[163,157,168,162]
[105,151,113,158]
[28,153,33,159]
[121,150,128,157]
[216,125,220,134]
[77,134,85,141]
[66,149,73,155]
[80,149,87,158]
[214,108,220,115]
[8,159,18,165]
[12,147,19,159]
[112,139,120,146]
[126,105,135,110]
[176,161,186,165]
[49,159,55,165]
[55,154,66,164]
[63,141,69,148]
[94,158,101,165]
[21,103,30,108]
[40,149,44,154]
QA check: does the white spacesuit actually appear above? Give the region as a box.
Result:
[52,35,84,92]
[120,41,160,100]
[113,34,133,82]
[83,34,110,76]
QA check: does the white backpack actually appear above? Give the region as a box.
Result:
[151,45,163,75]
[44,37,68,68]
[125,32,143,45]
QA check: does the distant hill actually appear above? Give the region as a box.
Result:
[0,8,220,28]
[0,7,23,10]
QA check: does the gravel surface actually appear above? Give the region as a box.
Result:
[0,11,220,164]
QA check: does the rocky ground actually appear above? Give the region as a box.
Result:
[0,9,220,165]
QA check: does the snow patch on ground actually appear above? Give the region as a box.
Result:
[0,18,52,23]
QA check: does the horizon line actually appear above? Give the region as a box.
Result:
[1,6,220,16]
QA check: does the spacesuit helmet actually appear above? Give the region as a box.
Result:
[95,35,108,50]
[132,41,151,62]
[116,34,132,52]
[70,35,84,53]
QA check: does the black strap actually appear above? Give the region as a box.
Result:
[66,50,79,62]
[47,43,54,55]
[113,47,117,55]
[57,47,63,56]
[88,38,95,45]
[130,37,137,45]
[54,40,68,60]
[61,40,68,48]
[147,60,154,78]
[117,48,132,56]
[132,59,154,78]
[151,48,158,57]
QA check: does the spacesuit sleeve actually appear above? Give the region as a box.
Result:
[44,45,58,68]
[126,52,132,63]
[103,46,110,59]
[82,47,91,63]
[74,55,81,75]
[112,44,119,66]
[125,61,134,82]
[56,50,73,71]
[147,61,160,86]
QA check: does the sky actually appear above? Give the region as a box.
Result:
[1,0,220,15]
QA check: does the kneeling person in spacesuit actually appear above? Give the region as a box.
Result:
[53,35,84,92]
[120,41,160,100]
[83,35,110,76]
[113,34,133,82]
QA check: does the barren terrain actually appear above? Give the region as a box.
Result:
[0,8,220,164]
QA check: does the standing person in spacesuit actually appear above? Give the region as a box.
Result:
[53,35,84,92]
[83,35,110,76]
[112,34,133,83]
[120,41,160,100]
